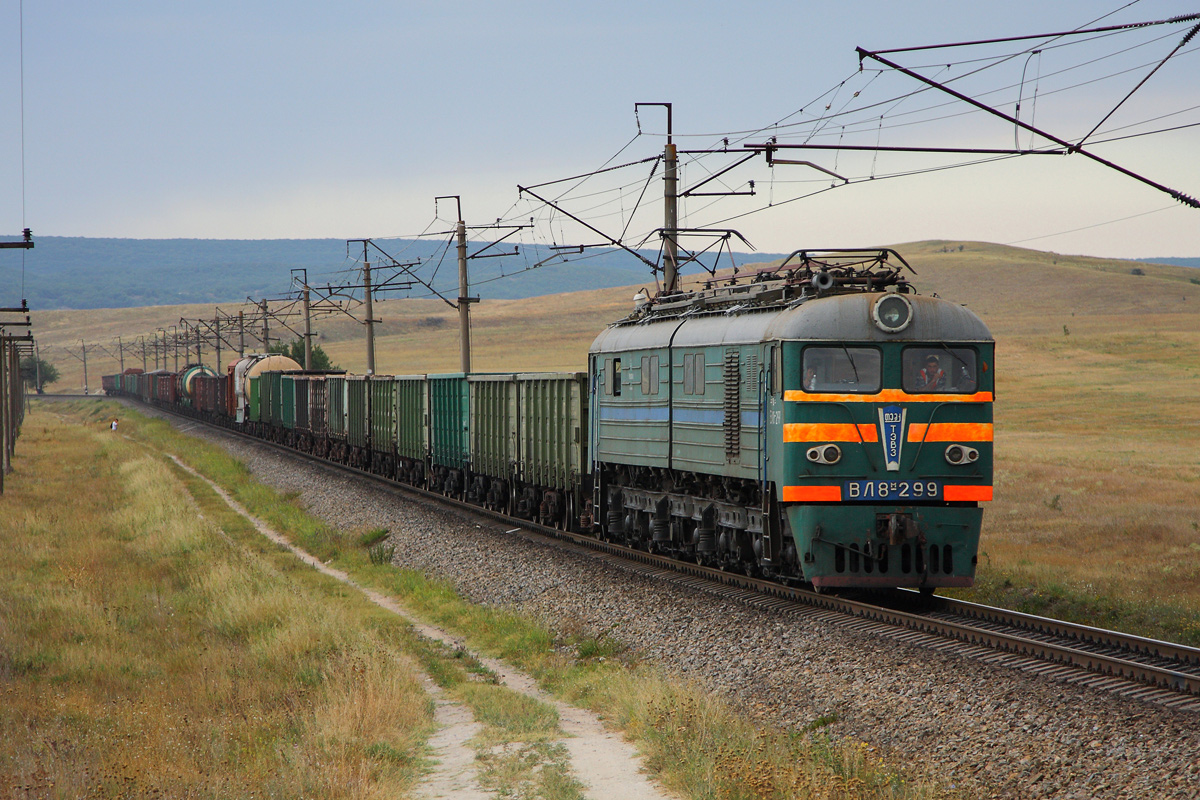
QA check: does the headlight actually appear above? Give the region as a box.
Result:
[807,444,842,465]
[945,444,979,465]
[872,294,913,333]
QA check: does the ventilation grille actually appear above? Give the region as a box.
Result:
[723,349,740,459]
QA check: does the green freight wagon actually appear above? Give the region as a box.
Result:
[369,376,398,477]
[395,375,428,487]
[306,375,330,458]
[249,375,263,424]
[266,371,290,430]
[428,373,470,497]
[261,372,275,425]
[327,375,348,464]
[293,375,310,431]
[468,374,518,510]
[346,376,371,469]
[516,372,589,529]
[278,373,297,430]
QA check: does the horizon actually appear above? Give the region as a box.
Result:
[12,233,1198,261]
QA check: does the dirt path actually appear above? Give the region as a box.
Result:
[167,454,674,800]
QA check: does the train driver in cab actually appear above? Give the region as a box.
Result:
[915,354,947,391]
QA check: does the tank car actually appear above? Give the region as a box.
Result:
[228,354,302,424]
[176,363,218,407]
[588,249,993,592]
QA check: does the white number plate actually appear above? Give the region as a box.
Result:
[844,480,941,501]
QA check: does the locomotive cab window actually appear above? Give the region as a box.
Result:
[801,346,881,393]
[683,353,706,395]
[902,347,977,393]
[641,355,660,395]
[611,358,622,396]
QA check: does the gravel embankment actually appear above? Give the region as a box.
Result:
[164,417,1200,800]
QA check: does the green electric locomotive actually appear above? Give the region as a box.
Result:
[588,249,993,592]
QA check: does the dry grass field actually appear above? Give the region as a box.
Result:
[29,240,1200,641]
[0,404,434,797]
[3,402,953,800]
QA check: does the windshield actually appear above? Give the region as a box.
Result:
[902,347,978,393]
[801,346,881,393]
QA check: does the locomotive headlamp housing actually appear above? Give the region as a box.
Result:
[807,444,842,465]
[945,444,979,465]
[872,294,913,334]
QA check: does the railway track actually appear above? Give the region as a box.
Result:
[143,402,1200,711]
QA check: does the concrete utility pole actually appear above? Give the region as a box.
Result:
[138,336,147,372]
[637,103,678,294]
[260,300,270,353]
[302,284,312,369]
[238,310,245,358]
[116,336,125,372]
[1,337,9,482]
[64,339,92,394]
[363,260,375,375]
[456,218,471,373]
[436,195,475,373]
[171,326,179,371]
[662,106,679,294]
[82,342,88,393]
[214,317,222,372]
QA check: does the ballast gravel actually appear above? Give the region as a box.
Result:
[164,417,1200,800]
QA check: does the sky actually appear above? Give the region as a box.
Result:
[1,0,1198,266]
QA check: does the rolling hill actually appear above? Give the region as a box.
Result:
[0,236,791,311]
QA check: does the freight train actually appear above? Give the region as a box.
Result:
[104,249,994,593]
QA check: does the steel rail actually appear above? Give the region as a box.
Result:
[109,396,1200,705]
[928,595,1200,667]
